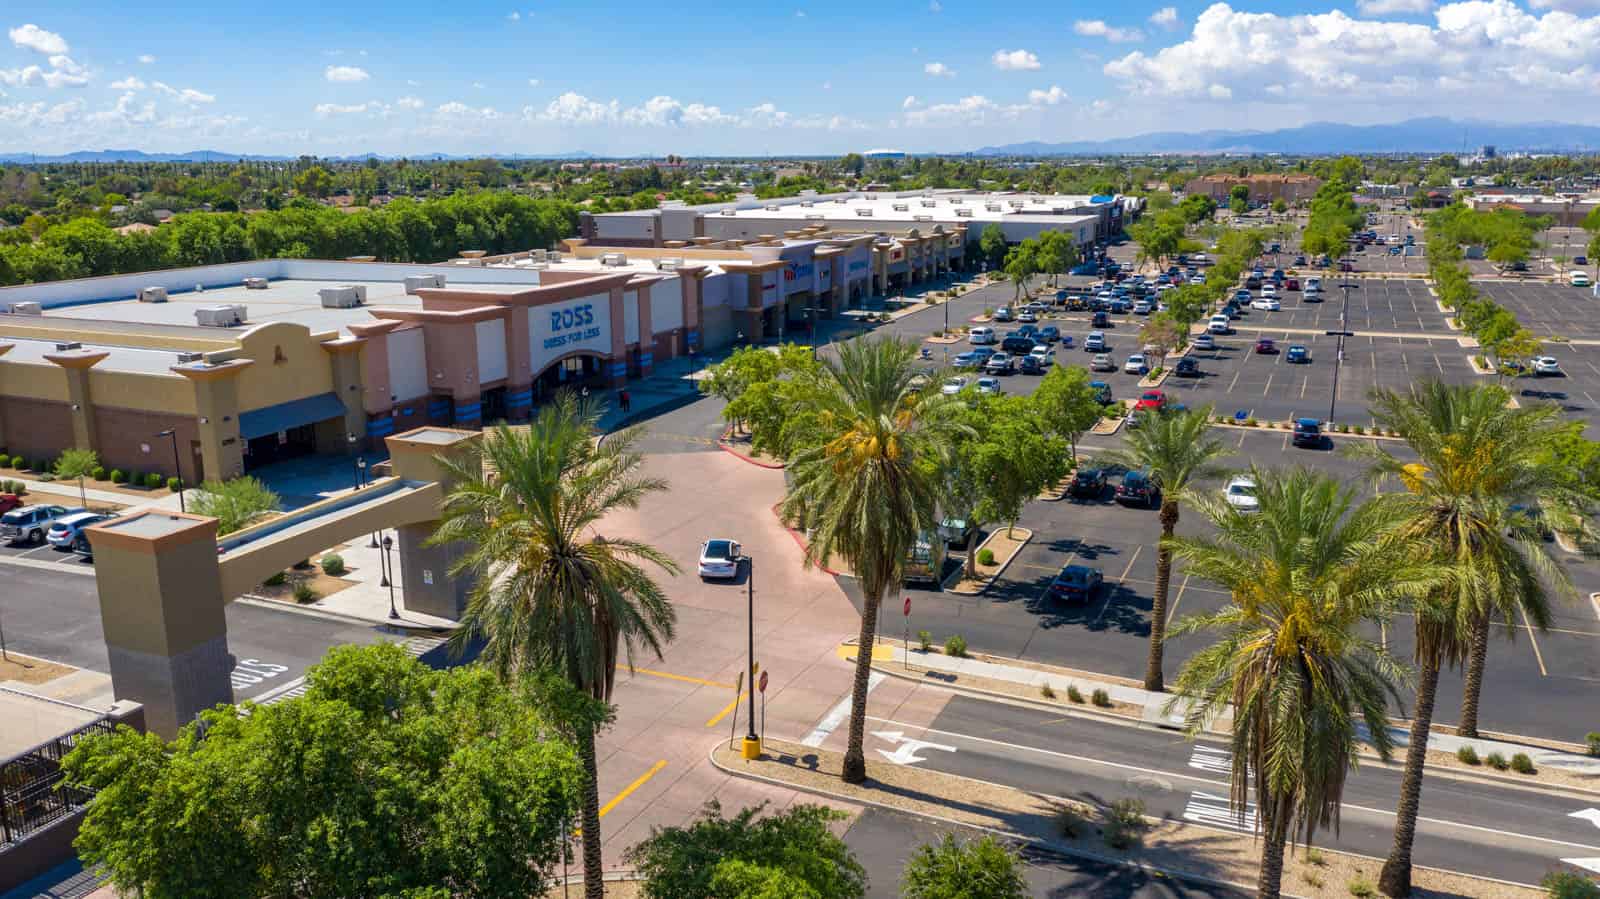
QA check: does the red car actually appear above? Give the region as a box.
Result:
[1135,389,1166,412]
[1338,261,1355,272]
[1255,339,1278,354]
[0,494,21,515]
[1285,278,1300,291]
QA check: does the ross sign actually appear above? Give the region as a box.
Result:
[903,596,912,616]
[758,670,769,693]
[527,295,612,375]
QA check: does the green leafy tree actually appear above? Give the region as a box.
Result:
[781,338,970,783]
[1097,406,1231,692]
[900,834,1029,899]
[1031,364,1103,464]
[1271,198,1288,214]
[1138,312,1185,367]
[62,644,585,899]
[959,394,1068,538]
[1003,238,1040,301]
[1034,229,1081,287]
[1355,383,1585,897]
[1167,470,1431,899]
[699,345,782,434]
[189,476,280,535]
[625,800,865,899]
[718,344,822,455]
[430,394,679,899]
[54,447,99,506]
[978,223,1008,270]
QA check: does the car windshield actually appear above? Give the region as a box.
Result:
[704,540,734,560]
[1141,392,1160,402]
[1228,483,1257,497]
[1059,569,1089,585]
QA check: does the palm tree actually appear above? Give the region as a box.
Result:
[1166,469,1434,899]
[1097,405,1231,692]
[430,394,679,899]
[1354,381,1584,897]
[782,337,970,784]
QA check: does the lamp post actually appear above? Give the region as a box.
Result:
[1326,248,1357,425]
[382,534,398,620]
[742,552,760,759]
[157,429,184,513]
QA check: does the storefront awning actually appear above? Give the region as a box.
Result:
[239,392,348,440]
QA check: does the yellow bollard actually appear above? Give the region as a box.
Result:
[741,736,762,760]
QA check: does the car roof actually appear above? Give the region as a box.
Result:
[55,511,103,524]
[1296,417,1320,426]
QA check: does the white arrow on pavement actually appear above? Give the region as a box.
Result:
[871,729,958,766]
[1560,858,1600,875]
[1571,809,1600,831]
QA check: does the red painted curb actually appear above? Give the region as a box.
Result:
[718,429,785,469]
[772,502,844,577]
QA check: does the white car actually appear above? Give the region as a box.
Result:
[1260,284,1278,299]
[698,538,742,580]
[1191,333,1216,351]
[1533,356,1562,376]
[46,511,109,550]
[1571,271,1592,288]
[1132,300,1153,314]
[1090,353,1116,372]
[1017,309,1038,323]
[975,376,1002,395]
[1208,314,1232,334]
[1225,476,1260,513]
[941,376,970,395]
[1250,297,1281,311]
[1124,354,1148,375]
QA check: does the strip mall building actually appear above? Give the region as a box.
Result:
[0,227,955,482]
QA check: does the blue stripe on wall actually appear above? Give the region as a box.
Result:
[686,329,700,346]
[639,352,654,366]
[608,362,628,377]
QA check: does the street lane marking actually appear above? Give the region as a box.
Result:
[620,666,735,690]
[802,672,886,747]
[873,730,958,765]
[1519,605,1549,677]
[1184,790,1257,833]
[598,759,668,819]
[1189,743,1233,775]
[705,692,746,728]
[1571,809,1600,831]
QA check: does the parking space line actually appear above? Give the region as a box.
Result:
[1519,606,1549,677]
[1167,574,1192,624]
[598,759,668,819]
[621,666,736,690]
[1094,545,1142,625]
[705,692,747,727]
[1261,374,1274,396]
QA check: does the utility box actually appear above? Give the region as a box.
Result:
[318,285,366,308]
[242,277,269,290]
[403,274,445,294]
[138,286,169,303]
[194,305,247,327]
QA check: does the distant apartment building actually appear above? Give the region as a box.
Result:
[1181,174,1324,204]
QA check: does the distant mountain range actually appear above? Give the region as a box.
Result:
[972,118,1600,156]
[0,149,600,164]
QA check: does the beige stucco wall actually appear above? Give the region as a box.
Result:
[0,361,70,402]
[232,322,336,412]
[87,370,197,415]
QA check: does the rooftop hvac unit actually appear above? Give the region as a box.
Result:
[176,352,205,364]
[1008,200,1025,208]
[720,208,737,215]
[530,249,548,262]
[920,200,936,207]
[195,305,247,327]
[986,203,1002,212]
[656,258,684,271]
[914,215,934,222]
[800,201,813,207]
[600,252,628,267]
[138,286,169,303]
[403,274,446,295]
[764,204,781,211]
[547,251,562,262]
[951,198,964,204]
[319,286,365,309]
[865,193,878,200]
[856,208,874,217]
[892,203,909,212]
[242,277,269,290]
[805,214,825,221]
[54,341,82,351]
[955,208,974,217]
[2,301,41,315]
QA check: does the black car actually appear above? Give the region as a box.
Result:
[1292,418,1323,449]
[1577,256,1589,266]
[1068,468,1107,499]
[1091,311,1110,328]
[1174,357,1200,377]
[1037,325,1061,343]
[1114,470,1160,508]
[1049,564,1103,603]
[1002,335,1036,354]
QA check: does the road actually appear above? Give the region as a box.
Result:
[0,564,393,701]
[863,694,1600,887]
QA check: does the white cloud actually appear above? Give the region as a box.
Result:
[924,62,955,77]
[109,75,147,90]
[1527,0,1600,8]
[472,81,486,89]
[315,102,371,117]
[437,101,502,120]
[1028,84,1069,105]
[745,102,791,126]
[0,60,90,89]
[533,91,621,124]
[795,9,807,17]
[623,95,737,126]
[137,54,156,64]
[902,94,919,109]
[395,95,425,109]
[1149,6,1181,28]
[324,65,370,83]
[1207,83,1233,98]
[904,94,1004,126]
[1356,0,1434,13]
[152,82,215,104]
[9,24,68,55]
[1074,20,1146,42]
[90,92,156,125]
[507,10,521,19]
[929,0,943,10]
[991,48,1042,70]
[528,78,541,87]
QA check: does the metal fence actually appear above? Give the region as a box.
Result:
[0,717,112,847]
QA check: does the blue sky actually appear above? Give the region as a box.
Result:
[4,0,1599,156]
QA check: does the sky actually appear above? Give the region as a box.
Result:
[3,0,1600,157]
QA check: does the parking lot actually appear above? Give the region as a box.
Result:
[1476,280,1600,339]
[0,534,96,568]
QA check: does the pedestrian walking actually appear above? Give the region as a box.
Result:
[619,389,631,412]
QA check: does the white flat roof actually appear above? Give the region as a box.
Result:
[41,279,428,334]
[2,336,193,376]
[707,194,1104,228]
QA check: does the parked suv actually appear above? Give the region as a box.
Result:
[48,512,109,550]
[2,504,83,546]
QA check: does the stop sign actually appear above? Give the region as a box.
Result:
[903,596,912,616]
[758,670,769,693]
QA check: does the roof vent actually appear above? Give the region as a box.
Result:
[600,252,629,267]
[892,203,909,212]
[176,351,205,364]
[986,203,1002,212]
[920,199,936,207]
[955,208,974,217]
[195,305,247,326]
[243,277,269,290]
[720,207,737,215]
[655,258,683,271]
[765,204,781,211]
[856,208,874,217]
[2,301,40,315]
[805,213,825,221]
[55,341,83,351]
[914,215,934,222]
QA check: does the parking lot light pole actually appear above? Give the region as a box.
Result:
[382,534,398,620]
[158,429,184,513]
[743,553,760,759]
[1326,251,1357,424]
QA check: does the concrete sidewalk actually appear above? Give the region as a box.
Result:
[874,641,1600,777]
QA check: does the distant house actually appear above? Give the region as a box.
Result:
[151,209,175,222]
[115,222,157,235]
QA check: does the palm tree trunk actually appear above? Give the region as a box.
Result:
[842,582,885,784]
[1379,651,1441,898]
[1256,792,1292,899]
[577,724,605,899]
[1145,502,1179,693]
[1458,613,1490,738]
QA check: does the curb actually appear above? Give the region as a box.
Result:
[773,503,844,577]
[0,553,96,576]
[706,740,1274,899]
[719,428,785,469]
[234,594,456,634]
[945,527,1032,596]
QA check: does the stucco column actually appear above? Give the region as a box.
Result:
[173,359,251,483]
[680,270,705,352]
[0,343,12,453]
[505,306,534,422]
[349,320,400,442]
[607,286,629,387]
[85,511,230,738]
[635,282,655,376]
[386,427,483,620]
[319,337,367,454]
[421,321,481,428]
[44,348,110,451]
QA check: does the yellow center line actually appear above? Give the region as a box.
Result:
[594,759,668,822]
[618,665,735,690]
[705,692,747,728]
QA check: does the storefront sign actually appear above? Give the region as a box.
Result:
[783,263,815,281]
[528,295,612,375]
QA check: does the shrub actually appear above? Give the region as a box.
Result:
[1586,732,1600,758]
[1486,751,1509,770]
[109,469,126,484]
[1511,752,1536,774]
[1354,425,1366,435]
[1102,798,1147,850]
[320,554,346,577]
[263,571,287,587]
[167,476,183,492]
[1305,847,1327,866]
[1067,684,1085,703]
[1456,745,1480,765]
[6,454,19,469]
[91,465,106,480]
[977,547,996,566]
[291,580,319,603]
[944,635,968,658]
[1092,688,1113,707]
[1040,683,1056,700]
[145,472,164,489]
[917,629,932,652]
[37,473,55,482]
[1348,876,1377,897]
[1056,805,1089,839]
[1543,870,1600,899]
[1244,417,1257,427]
[1303,872,1325,888]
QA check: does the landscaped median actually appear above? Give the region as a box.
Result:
[943,526,1031,594]
[710,737,1541,899]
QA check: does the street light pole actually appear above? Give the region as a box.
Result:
[743,553,759,758]
[158,429,184,513]
[1327,249,1356,424]
[382,534,398,620]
